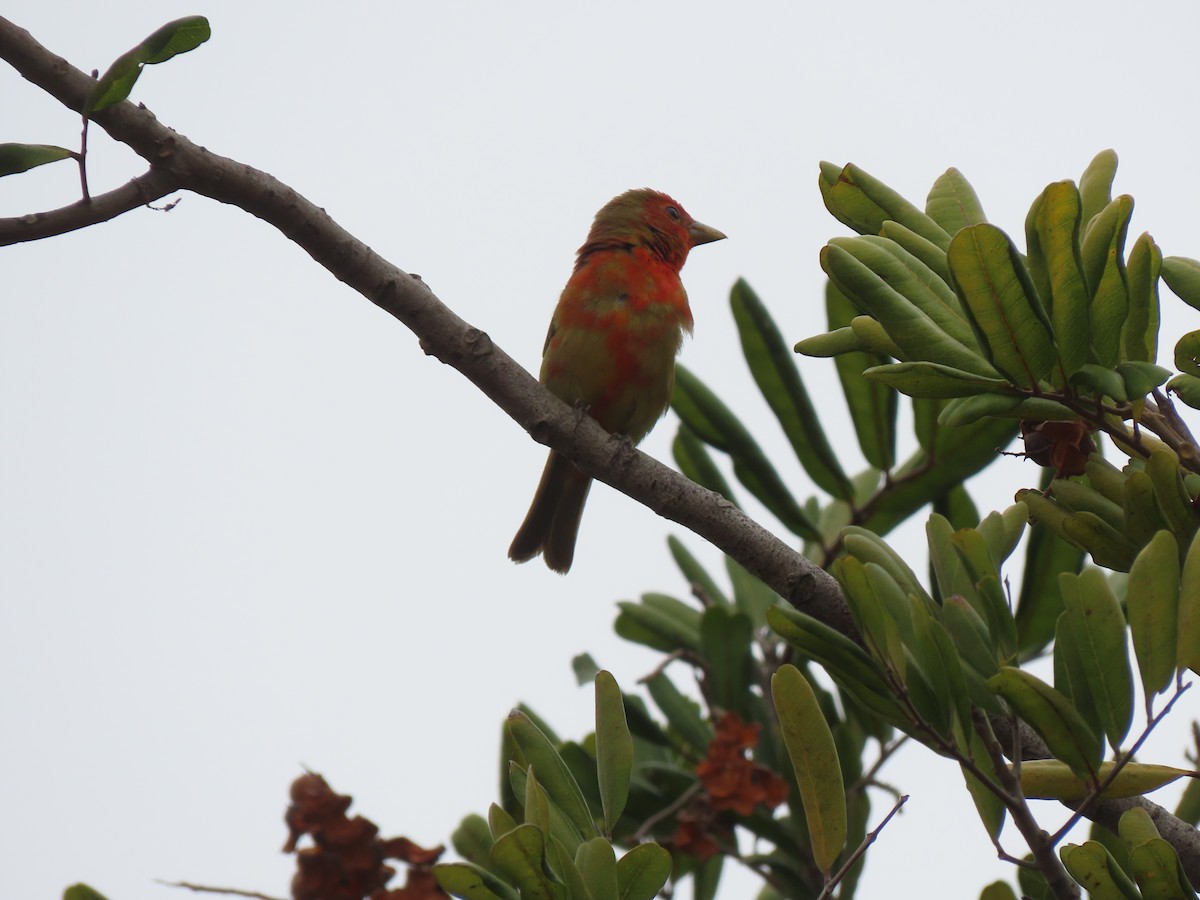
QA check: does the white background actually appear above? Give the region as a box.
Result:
[4,2,1200,898]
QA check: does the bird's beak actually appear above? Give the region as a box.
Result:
[688,220,727,246]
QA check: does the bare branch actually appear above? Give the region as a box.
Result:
[0,166,180,244]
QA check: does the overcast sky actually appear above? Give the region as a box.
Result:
[5,2,1200,899]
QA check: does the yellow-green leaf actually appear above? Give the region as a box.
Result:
[1129,531,1181,701]
[594,671,632,835]
[772,664,847,876]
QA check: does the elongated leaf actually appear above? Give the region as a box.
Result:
[453,814,499,873]
[1162,256,1200,313]
[434,861,519,900]
[987,667,1102,778]
[506,713,595,840]
[1081,196,1134,367]
[1022,760,1194,801]
[1025,180,1089,379]
[644,672,713,755]
[960,722,1007,838]
[826,282,896,470]
[1128,838,1198,900]
[822,240,999,376]
[732,279,852,498]
[615,843,672,900]
[1127,531,1179,703]
[864,361,1008,398]
[1178,527,1200,676]
[700,605,754,715]
[1057,569,1134,751]
[672,426,739,505]
[673,366,819,540]
[880,220,951,282]
[1016,514,1084,656]
[926,167,987,234]
[594,671,632,835]
[84,16,212,115]
[490,824,554,900]
[1060,842,1142,900]
[575,837,618,900]
[615,598,700,654]
[0,143,73,177]
[772,664,847,876]
[1080,150,1119,232]
[1122,232,1162,364]
[820,162,952,248]
[948,224,1058,388]
[667,536,729,606]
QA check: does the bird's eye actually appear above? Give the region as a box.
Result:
[665,206,681,221]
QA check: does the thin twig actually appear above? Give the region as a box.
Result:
[156,880,284,900]
[1051,681,1193,845]
[815,793,908,900]
[632,781,702,842]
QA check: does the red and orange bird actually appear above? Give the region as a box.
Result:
[508,188,725,573]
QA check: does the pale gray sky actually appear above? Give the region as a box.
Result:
[4,2,1200,899]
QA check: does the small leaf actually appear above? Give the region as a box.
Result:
[948,224,1058,389]
[1128,839,1198,900]
[771,664,847,876]
[926,166,987,234]
[84,16,212,115]
[1079,150,1119,231]
[733,279,853,499]
[490,825,554,900]
[1122,232,1162,364]
[1021,760,1194,801]
[863,360,1010,398]
[507,711,596,841]
[1162,256,1200,313]
[575,838,618,900]
[0,143,73,177]
[1059,842,1142,900]
[987,666,1102,778]
[615,843,672,900]
[1128,531,1181,702]
[63,888,110,900]
[1081,196,1134,368]
[594,671,632,835]
[434,862,519,900]
[1025,180,1089,380]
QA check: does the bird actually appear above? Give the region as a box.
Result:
[508,188,725,573]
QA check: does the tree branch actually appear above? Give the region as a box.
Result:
[3,14,1197,882]
[0,166,180,244]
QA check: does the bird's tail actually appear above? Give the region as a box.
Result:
[508,450,593,574]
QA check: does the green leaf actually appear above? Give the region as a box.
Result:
[575,837,619,900]
[960,722,1007,838]
[863,360,1010,398]
[1162,256,1200,313]
[1169,374,1200,410]
[822,239,999,377]
[926,166,987,234]
[434,861,519,900]
[732,279,853,498]
[880,220,951,283]
[1079,150,1119,231]
[986,667,1102,778]
[825,281,896,470]
[979,882,1020,900]
[490,824,555,900]
[1175,331,1200,378]
[771,664,847,876]
[84,16,212,115]
[643,672,713,755]
[936,392,1024,427]
[1025,180,1089,380]
[453,814,499,873]
[63,887,110,900]
[1060,841,1142,900]
[548,836,593,900]
[489,803,519,841]
[947,224,1058,388]
[507,711,597,841]
[594,671,633,836]
[572,654,600,687]
[614,596,700,654]
[1117,361,1171,401]
[1081,196,1134,367]
[1016,518,1084,657]
[1128,839,1198,900]
[1023,760,1194,802]
[673,366,819,540]
[667,536,729,607]
[1122,232,1162,364]
[819,162,952,247]
[1057,569,1134,751]
[672,426,739,505]
[1177,527,1200,676]
[615,843,672,900]
[0,143,74,177]
[1069,363,1127,402]
[1128,532,1182,702]
[700,605,754,715]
